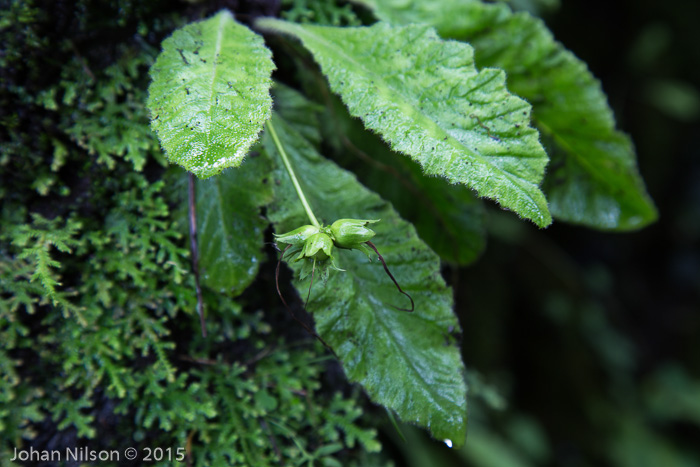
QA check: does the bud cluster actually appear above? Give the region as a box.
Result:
[274,218,379,279]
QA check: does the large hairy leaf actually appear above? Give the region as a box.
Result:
[258,18,552,227]
[148,11,275,178]
[360,0,657,230]
[312,88,486,265]
[274,80,486,264]
[263,108,467,445]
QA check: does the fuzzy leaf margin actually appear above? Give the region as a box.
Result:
[257,18,552,227]
[148,11,275,178]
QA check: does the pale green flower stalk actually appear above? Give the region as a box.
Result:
[267,121,413,312]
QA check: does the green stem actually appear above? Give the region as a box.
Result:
[267,119,321,228]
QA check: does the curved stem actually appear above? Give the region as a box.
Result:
[267,119,321,228]
[366,241,414,312]
[276,245,338,358]
[188,173,207,337]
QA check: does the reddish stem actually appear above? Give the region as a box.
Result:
[366,241,415,312]
[188,173,207,337]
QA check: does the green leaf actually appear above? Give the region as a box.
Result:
[196,156,274,295]
[311,89,486,265]
[360,0,658,230]
[258,18,551,227]
[263,106,467,445]
[147,11,275,178]
[167,152,273,296]
[274,80,486,264]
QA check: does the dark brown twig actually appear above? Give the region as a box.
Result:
[259,418,283,463]
[68,40,95,81]
[275,244,293,309]
[179,354,217,366]
[188,173,207,337]
[304,259,316,310]
[185,430,194,467]
[275,245,339,358]
[366,241,414,312]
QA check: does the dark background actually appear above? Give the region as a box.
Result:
[452,0,700,465]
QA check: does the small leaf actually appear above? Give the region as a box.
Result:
[148,11,275,178]
[257,18,551,227]
[361,0,657,230]
[196,157,273,295]
[169,154,273,295]
[264,105,467,445]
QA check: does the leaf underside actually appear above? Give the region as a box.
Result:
[196,156,274,295]
[263,94,467,446]
[361,0,657,230]
[148,11,275,178]
[169,158,273,296]
[258,18,552,227]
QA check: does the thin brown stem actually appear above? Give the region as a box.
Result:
[275,244,293,309]
[304,258,316,310]
[275,245,339,358]
[185,430,194,467]
[366,241,414,312]
[259,418,283,463]
[188,173,207,337]
[68,40,95,81]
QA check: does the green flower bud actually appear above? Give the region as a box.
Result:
[330,219,379,249]
[274,225,320,246]
[298,232,334,261]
